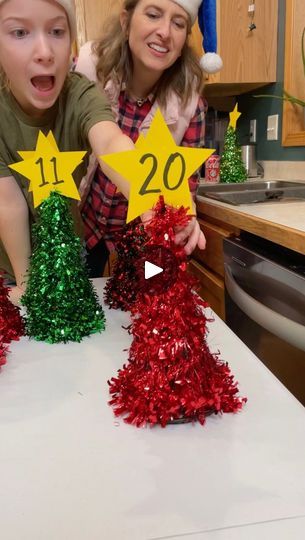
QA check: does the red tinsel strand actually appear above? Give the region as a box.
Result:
[0,342,8,368]
[144,196,190,249]
[104,221,148,311]
[109,198,246,427]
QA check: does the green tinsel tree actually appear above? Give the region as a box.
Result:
[21,192,105,343]
[220,125,247,183]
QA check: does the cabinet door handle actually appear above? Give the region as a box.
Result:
[224,263,305,353]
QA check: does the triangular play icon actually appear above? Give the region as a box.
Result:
[145,260,163,280]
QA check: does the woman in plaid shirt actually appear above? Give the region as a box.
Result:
[76,0,208,277]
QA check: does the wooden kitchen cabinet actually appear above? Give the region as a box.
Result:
[190,0,278,96]
[75,0,123,46]
[189,216,239,320]
[188,259,226,320]
[282,0,305,146]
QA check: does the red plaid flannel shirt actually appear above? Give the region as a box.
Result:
[82,91,207,251]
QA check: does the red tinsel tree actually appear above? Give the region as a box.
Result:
[0,276,24,343]
[0,342,7,368]
[109,198,246,427]
[0,274,24,368]
[104,220,148,311]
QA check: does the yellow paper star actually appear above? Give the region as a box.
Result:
[100,109,214,223]
[229,104,242,129]
[9,131,86,207]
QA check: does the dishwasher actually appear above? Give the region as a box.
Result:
[223,233,305,405]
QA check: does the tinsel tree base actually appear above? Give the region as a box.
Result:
[21,192,105,343]
[104,220,148,311]
[109,198,246,427]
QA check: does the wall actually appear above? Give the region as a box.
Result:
[237,0,304,161]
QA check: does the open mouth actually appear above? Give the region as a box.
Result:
[148,43,169,54]
[31,75,55,92]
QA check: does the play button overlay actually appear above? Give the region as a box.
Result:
[137,245,178,295]
[145,260,163,280]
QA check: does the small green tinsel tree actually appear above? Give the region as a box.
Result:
[21,192,105,343]
[220,125,247,183]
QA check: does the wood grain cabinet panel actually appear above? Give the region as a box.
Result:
[189,215,239,320]
[188,260,225,320]
[282,0,305,146]
[193,218,238,277]
[191,0,278,95]
[75,0,123,46]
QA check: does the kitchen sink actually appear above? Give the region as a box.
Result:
[196,180,305,205]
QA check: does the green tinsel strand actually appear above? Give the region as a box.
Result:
[21,192,105,343]
[220,126,247,183]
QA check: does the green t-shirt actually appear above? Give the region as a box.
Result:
[0,72,114,279]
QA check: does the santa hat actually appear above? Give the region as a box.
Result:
[173,0,223,73]
[0,0,76,42]
[56,1,77,42]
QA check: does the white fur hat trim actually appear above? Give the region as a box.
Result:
[172,0,202,25]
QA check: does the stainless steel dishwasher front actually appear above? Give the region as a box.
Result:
[223,234,305,405]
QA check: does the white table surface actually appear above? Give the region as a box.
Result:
[0,279,304,540]
[166,515,305,539]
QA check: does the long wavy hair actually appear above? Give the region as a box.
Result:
[93,0,204,107]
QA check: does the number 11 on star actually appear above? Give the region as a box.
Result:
[100,109,215,223]
[9,131,86,208]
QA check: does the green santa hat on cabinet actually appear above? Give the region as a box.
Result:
[173,0,223,73]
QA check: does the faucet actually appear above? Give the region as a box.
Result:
[257,161,264,178]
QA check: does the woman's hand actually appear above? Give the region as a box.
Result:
[174,216,206,254]
[140,206,206,255]
[174,199,206,254]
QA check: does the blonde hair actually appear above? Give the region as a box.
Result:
[94,0,204,107]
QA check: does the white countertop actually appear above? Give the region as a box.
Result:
[0,279,304,540]
[199,196,305,233]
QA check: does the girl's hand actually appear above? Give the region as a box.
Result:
[8,285,24,306]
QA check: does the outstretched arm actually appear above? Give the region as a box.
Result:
[88,121,133,200]
[0,176,31,302]
[88,118,206,254]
